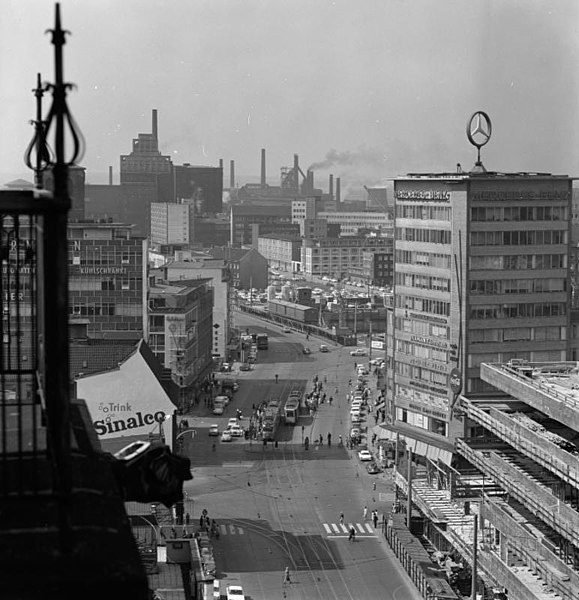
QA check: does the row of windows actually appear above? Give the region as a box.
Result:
[467,349,565,370]
[395,317,449,340]
[395,295,450,316]
[470,230,567,246]
[469,302,566,320]
[396,206,452,221]
[69,277,141,292]
[395,361,448,386]
[469,326,564,343]
[70,303,143,317]
[395,250,451,269]
[395,339,448,362]
[395,272,450,292]
[470,254,567,270]
[396,408,447,437]
[469,278,566,295]
[471,206,568,222]
[396,228,451,244]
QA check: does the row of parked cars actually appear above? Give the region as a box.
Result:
[350,373,381,475]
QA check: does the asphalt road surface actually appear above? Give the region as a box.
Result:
[183,313,422,600]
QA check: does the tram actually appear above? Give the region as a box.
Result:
[284,397,300,425]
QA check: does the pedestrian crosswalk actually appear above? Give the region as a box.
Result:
[323,522,376,536]
[219,524,245,536]
[209,522,377,537]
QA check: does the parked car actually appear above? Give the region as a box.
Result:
[239,363,251,371]
[226,585,245,600]
[302,347,311,355]
[369,358,384,366]
[319,344,329,352]
[221,430,232,442]
[208,424,220,436]
[350,348,367,356]
[227,418,238,428]
[228,425,244,437]
[358,449,373,462]
[283,327,292,333]
[366,462,381,474]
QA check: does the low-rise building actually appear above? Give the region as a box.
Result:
[208,246,268,290]
[318,210,393,236]
[230,204,291,246]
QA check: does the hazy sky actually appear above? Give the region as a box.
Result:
[2,0,579,189]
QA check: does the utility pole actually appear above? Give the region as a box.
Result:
[406,448,413,529]
[471,513,478,600]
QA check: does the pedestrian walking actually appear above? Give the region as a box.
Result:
[319,434,323,446]
[373,510,379,528]
[185,512,190,526]
[327,432,332,446]
[372,481,377,492]
[348,378,352,386]
[339,512,344,525]
[363,505,368,520]
[329,396,333,405]
[284,566,291,584]
[348,526,356,542]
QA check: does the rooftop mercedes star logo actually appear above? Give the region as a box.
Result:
[467,111,492,149]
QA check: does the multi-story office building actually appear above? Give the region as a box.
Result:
[387,170,572,454]
[68,221,148,340]
[148,278,213,407]
[119,109,173,235]
[361,246,394,287]
[150,202,193,246]
[301,236,392,279]
[230,204,292,246]
[159,258,232,359]
[258,234,302,272]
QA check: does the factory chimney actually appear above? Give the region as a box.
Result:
[108,166,113,185]
[309,170,314,194]
[293,154,299,192]
[152,109,158,140]
[219,158,223,170]
[329,174,334,200]
[230,160,235,189]
[336,177,341,207]
[261,148,266,187]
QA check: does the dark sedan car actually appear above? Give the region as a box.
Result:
[366,462,381,474]
[302,347,311,355]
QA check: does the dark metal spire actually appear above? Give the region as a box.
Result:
[24,73,52,188]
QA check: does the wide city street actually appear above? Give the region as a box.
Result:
[181,312,422,600]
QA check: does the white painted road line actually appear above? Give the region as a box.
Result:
[324,524,332,534]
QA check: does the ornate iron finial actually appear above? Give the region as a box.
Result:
[42,2,85,169]
[24,73,53,188]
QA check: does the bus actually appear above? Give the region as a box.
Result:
[284,398,300,425]
[256,333,269,350]
[262,399,281,440]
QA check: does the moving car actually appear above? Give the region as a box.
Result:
[283,327,292,333]
[208,424,220,436]
[221,430,232,442]
[366,462,381,474]
[226,585,245,600]
[239,363,251,371]
[358,449,373,462]
[319,344,329,352]
[302,347,311,355]
[350,348,367,356]
[227,418,239,428]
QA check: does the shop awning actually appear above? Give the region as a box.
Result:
[372,425,396,441]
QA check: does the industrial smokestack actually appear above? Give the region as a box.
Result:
[309,170,314,194]
[152,109,158,139]
[329,174,334,200]
[219,158,223,170]
[230,160,235,189]
[336,177,341,206]
[261,148,266,187]
[108,166,113,185]
[294,154,299,192]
